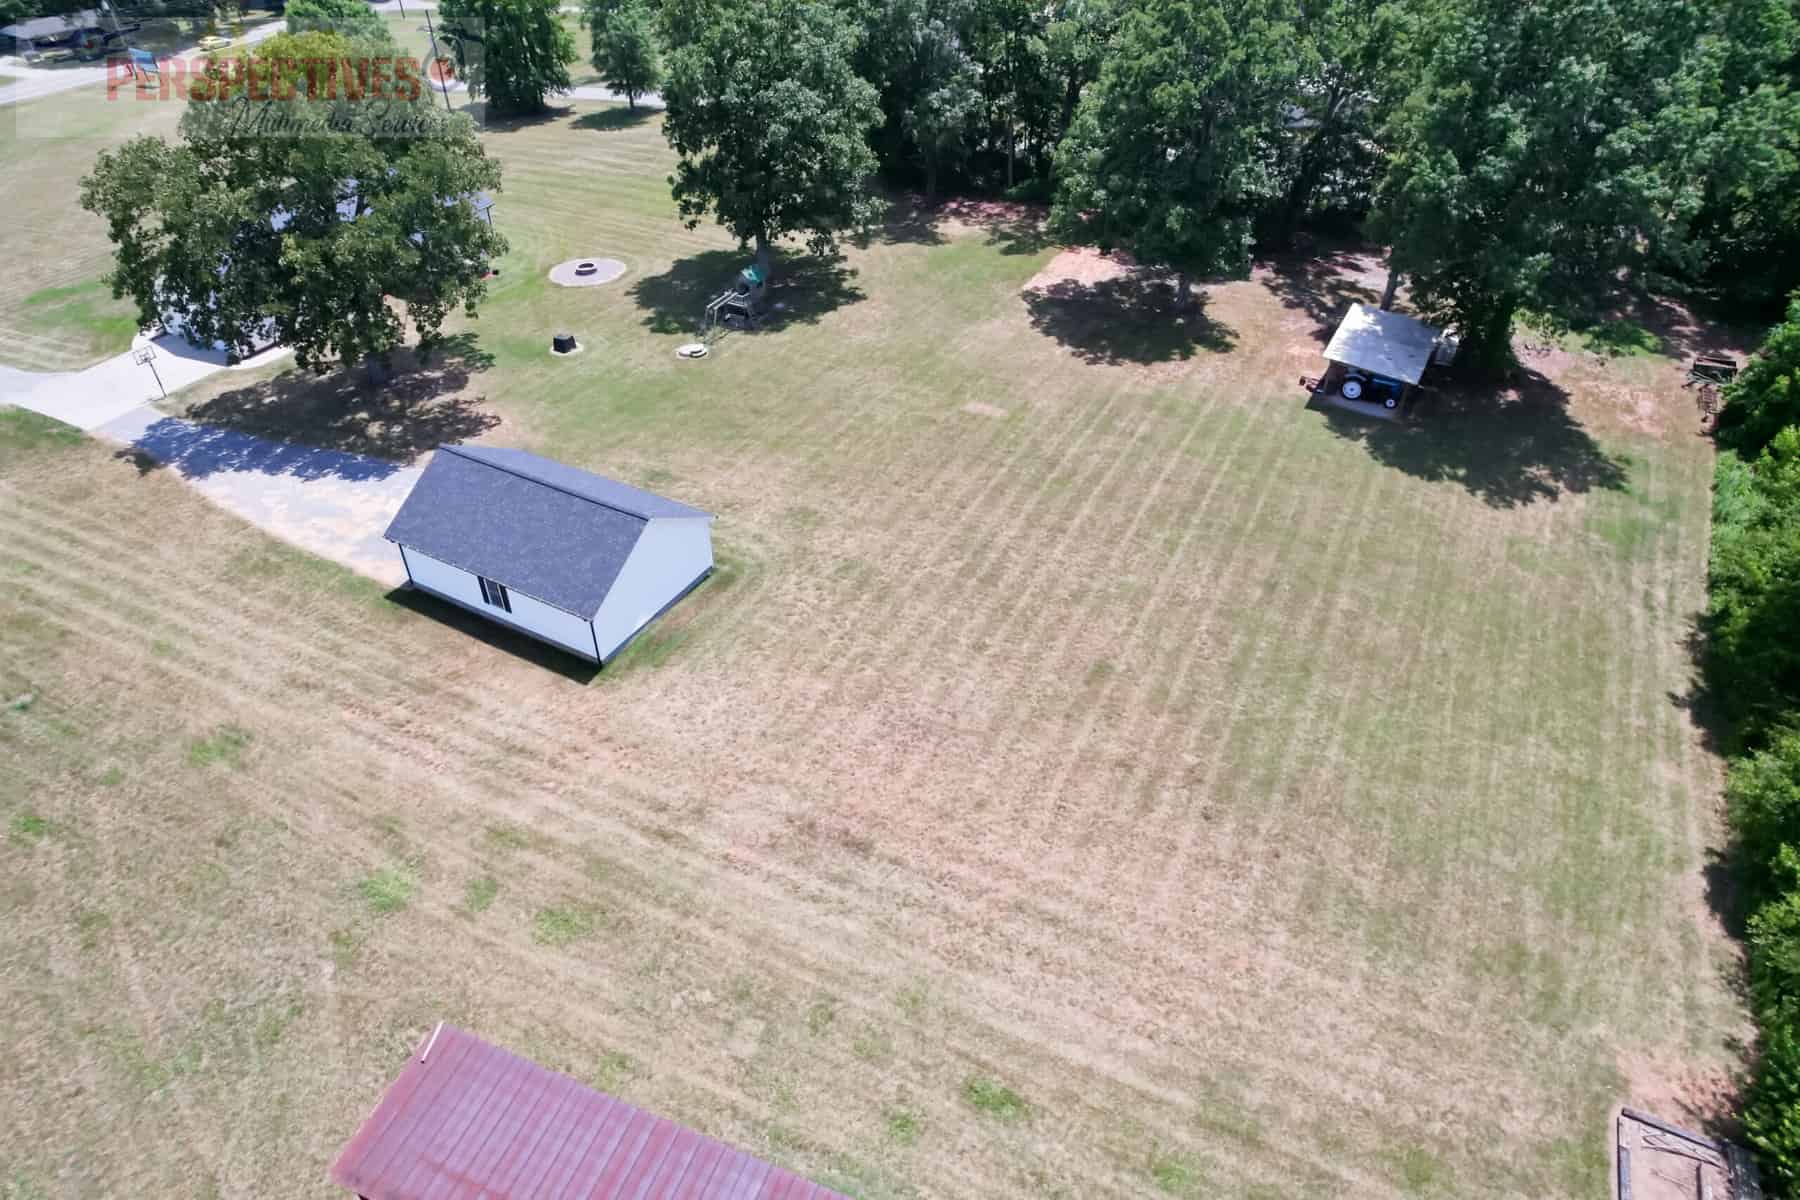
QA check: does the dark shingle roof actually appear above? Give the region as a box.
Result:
[450,445,710,520]
[383,446,707,616]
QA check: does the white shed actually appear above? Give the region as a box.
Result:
[384,445,714,664]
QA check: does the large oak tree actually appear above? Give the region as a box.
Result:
[81,30,507,380]
[438,0,576,115]
[659,0,881,279]
[1049,0,1300,308]
[1368,0,1714,371]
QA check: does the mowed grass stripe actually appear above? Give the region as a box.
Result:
[769,371,1132,746]
[1098,429,1401,897]
[897,389,1257,842]
[853,390,1165,756]
[990,399,1247,844]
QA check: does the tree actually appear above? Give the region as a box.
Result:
[962,0,1043,191]
[1670,0,1800,311]
[81,30,507,381]
[439,0,575,115]
[901,19,981,201]
[1368,0,1713,372]
[1049,0,1300,309]
[659,0,880,279]
[591,0,660,111]
[1271,0,1398,243]
[1708,425,1800,750]
[286,0,389,43]
[1040,0,1115,162]
[1720,291,1800,459]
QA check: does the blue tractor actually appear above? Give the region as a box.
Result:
[1339,369,1403,409]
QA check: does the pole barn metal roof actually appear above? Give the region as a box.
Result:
[1322,303,1443,385]
[332,1024,849,1200]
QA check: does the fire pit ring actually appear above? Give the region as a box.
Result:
[548,257,627,288]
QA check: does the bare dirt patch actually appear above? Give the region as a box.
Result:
[1023,246,1138,293]
[1618,1051,1745,1137]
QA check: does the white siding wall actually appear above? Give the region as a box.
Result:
[401,545,598,660]
[591,518,713,660]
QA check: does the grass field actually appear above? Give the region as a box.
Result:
[0,90,1752,1199]
[0,82,181,371]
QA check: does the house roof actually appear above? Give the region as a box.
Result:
[2,12,96,39]
[451,445,709,520]
[383,445,709,617]
[331,1024,850,1200]
[1323,303,1443,385]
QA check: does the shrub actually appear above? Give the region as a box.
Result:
[1719,292,1800,460]
[1731,733,1800,903]
[1748,1022,1800,1196]
[1707,433,1800,749]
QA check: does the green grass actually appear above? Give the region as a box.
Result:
[185,725,252,768]
[1392,1145,1450,1196]
[532,904,598,946]
[75,909,111,950]
[962,1077,1028,1122]
[0,94,1741,1200]
[1571,318,1663,358]
[463,875,498,913]
[1148,1151,1203,1195]
[0,410,83,469]
[9,812,51,843]
[0,84,184,369]
[884,1108,922,1146]
[588,1049,636,1091]
[357,866,418,915]
[484,823,535,851]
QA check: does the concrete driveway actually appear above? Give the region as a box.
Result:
[5,337,419,588]
[3,330,288,431]
[98,406,420,586]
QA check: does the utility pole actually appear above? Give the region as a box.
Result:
[99,0,140,71]
[423,8,453,112]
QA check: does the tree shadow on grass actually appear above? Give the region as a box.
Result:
[130,333,499,474]
[385,586,601,683]
[855,193,1054,256]
[628,249,866,336]
[1591,288,1757,365]
[854,196,949,248]
[1320,369,1630,508]
[1022,272,1236,365]
[572,106,655,133]
[477,103,586,134]
[1261,248,1383,343]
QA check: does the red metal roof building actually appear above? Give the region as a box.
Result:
[331,1024,850,1200]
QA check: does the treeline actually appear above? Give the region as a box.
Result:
[1713,296,1800,1195]
[601,0,1800,371]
